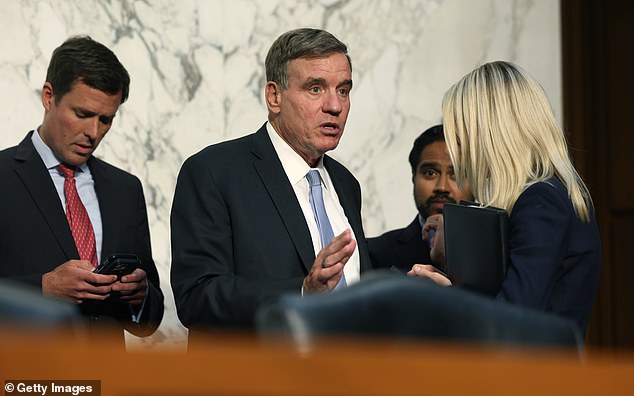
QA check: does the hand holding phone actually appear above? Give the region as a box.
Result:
[94,254,139,280]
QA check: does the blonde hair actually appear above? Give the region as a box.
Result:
[442,61,592,222]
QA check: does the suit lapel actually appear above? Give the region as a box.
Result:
[324,156,372,272]
[251,126,315,272]
[88,157,117,261]
[398,217,431,264]
[398,217,422,244]
[325,157,356,227]
[13,132,78,259]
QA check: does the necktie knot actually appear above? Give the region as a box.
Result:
[306,169,321,187]
[58,163,76,179]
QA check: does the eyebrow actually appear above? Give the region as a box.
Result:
[419,161,454,170]
[302,77,326,89]
[338,79,353,89]
[74,106,117,119]
[74,107,96,116]
[301,77,353,90]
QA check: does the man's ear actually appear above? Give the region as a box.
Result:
[41,82,54,111]
[265,81,282,114]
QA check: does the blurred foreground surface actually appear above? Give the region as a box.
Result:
[1,327,633,396]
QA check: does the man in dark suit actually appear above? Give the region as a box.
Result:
[0,36,163,341]
[171,28,372,332]
[367,125,473,272]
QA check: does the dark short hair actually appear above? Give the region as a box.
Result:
[265,28,351,89]
[408,124,445,175]
[45,35,130,104]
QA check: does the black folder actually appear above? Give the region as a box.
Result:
[443,202,509,297]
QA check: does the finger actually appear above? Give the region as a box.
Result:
[65,259,95,271]
[422,226,430,240]
[86,272,118,285]
[326,271,345,288]
[111,281,145,293]
[413,267,431,277]
[120,268,147,283]
[75,291,110,301]
[319,262,344,281]
[412,264,451,285]
[117,288,140,297]
[428,271,452,286]
[321,238,356,269]
[324,229,353,254]
[119,290,146,302]
[311,230,352,270]
[411,264,433,277]
[421,223,436,239]
[320,242,355,286]
[423,214,443,228]
[428,214,443,222]
[82,283,114,295]
[423,220,439,231]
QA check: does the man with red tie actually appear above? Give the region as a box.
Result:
[0,36,163,342]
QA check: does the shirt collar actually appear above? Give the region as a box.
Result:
[266,122,327,186]
[418,212,426,227]
[31,127,89,173]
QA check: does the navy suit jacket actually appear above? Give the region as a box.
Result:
[170,124,373,330]
[0,132,164,339]
[496,178,601,334]
[367,217,432,272]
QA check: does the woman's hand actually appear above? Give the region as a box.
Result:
[407,264,452,286]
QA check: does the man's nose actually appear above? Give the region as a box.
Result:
[434,174,450,192]
[84,118,99,139]
[322,90,343,114]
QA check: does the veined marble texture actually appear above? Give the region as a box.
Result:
[0,0,560,349]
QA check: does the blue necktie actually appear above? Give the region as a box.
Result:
[306,170,346,288]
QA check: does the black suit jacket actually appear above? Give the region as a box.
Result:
[367,217,432,272]
[0,132,163,339]
[171,124,372,330]
[496,178,601,334]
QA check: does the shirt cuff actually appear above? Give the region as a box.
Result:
[129,283,149,323]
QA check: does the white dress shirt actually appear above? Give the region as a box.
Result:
[266,122,361,286]
[31,128,103,264]
[31,128,145,322]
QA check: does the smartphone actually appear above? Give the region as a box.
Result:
[94,254,139,279]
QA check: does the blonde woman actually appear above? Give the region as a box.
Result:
[410,61,601,334]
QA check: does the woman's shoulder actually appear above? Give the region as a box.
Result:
[521,177,567,199]
[514,177,572,214]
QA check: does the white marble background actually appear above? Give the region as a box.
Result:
[0,0,561,349]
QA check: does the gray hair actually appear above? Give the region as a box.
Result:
[265,28,351,89]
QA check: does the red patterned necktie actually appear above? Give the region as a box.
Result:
[58,164,98,268]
